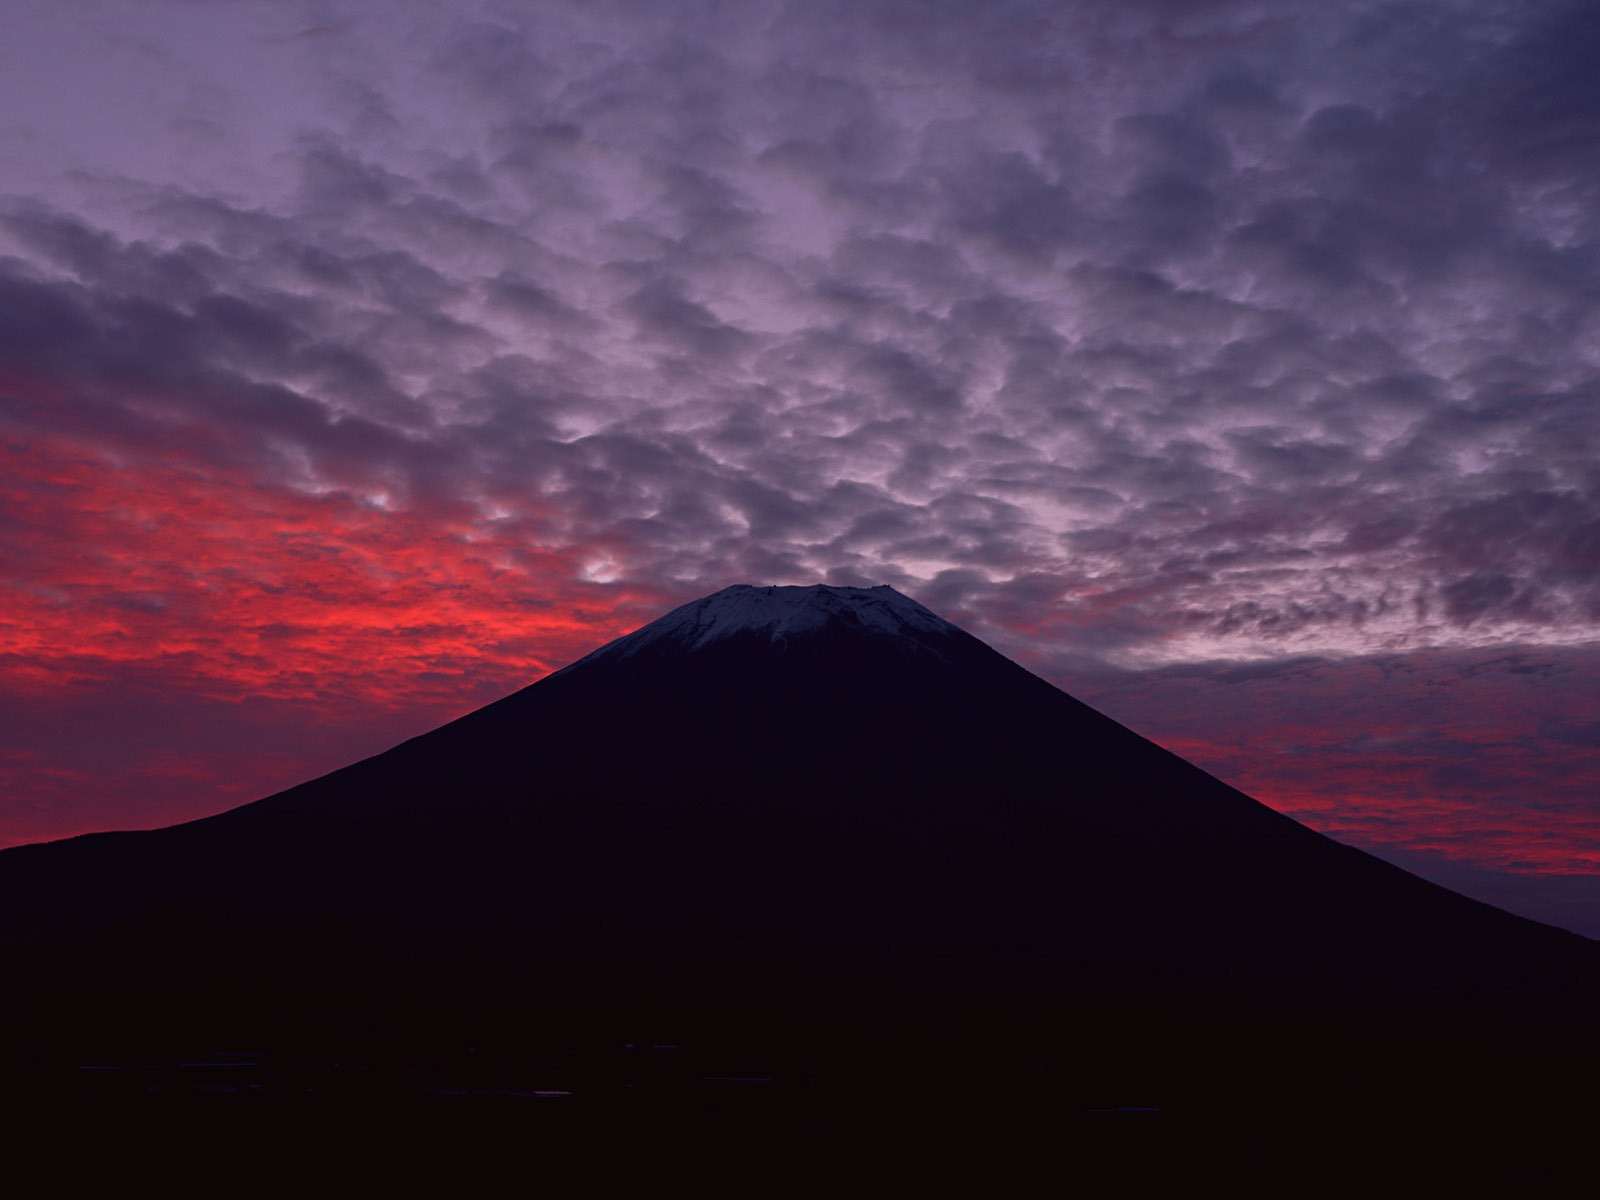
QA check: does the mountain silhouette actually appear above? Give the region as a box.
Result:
[3,583,1597,1172]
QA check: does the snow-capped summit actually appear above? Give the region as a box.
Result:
[572,583,962,665]
[5,577,1599,1137]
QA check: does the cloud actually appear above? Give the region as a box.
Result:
[1,0,1598,939]
[4,0,1597,670]
[1066,644,1600,880]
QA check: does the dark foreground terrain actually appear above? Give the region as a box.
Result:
[7,1031,1592,1188]
[3,587,1595,1184]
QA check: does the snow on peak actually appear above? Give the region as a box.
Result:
[583,584,960,663]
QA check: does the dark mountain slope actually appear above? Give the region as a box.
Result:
[2,585,1595,1106]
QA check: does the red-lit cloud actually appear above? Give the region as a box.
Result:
[0,434,642,700]
[0,427,668,842]
[1065,648,1600,925]
[2,0,1598,938]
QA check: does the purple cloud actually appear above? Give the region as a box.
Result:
[1,0,1597,936]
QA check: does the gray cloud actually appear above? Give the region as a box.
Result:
[7,0,1600,940]
[2,0,1598,670]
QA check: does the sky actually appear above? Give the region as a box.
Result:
[2,0,1598,937]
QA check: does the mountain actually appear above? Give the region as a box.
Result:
[3,583,1598,1172]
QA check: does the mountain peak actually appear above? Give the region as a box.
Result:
[576,583,959,665]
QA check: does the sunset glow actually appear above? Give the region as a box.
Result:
[3,0,1598,937]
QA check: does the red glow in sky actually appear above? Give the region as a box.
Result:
[3,0,1599,940]
[0,430,658,842]
[1,434,641,699]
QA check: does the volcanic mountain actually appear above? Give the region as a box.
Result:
[3,584,1598,1116]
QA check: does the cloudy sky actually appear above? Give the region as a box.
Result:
[3,0,1598,936]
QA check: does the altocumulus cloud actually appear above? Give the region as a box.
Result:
[1,0,1598,935]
